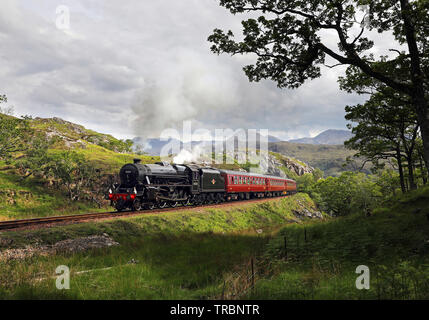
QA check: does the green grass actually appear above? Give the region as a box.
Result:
[0,166,107,220]
[0,194,315,299]
[245,187,429,300]
[0,115,161,219]
[1,190,428,300]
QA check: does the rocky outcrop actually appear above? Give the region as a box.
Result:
[293,198,323,219]
[33,117,128,152]
[261,153,314,177]
[279,156,314,176]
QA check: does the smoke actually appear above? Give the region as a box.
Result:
[131,50,240,140]
[172,143,210,164]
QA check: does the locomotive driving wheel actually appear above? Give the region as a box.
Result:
[133,198,143,211]
[115,199,124,212]
[184,197,191,206]
[147,202,156,210]
[158,201,168,209]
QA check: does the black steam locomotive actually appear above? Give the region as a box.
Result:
[107,159,296,211]
[107,159,225,211]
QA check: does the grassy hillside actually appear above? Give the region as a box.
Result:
[246,187,429,299]
[0,162,106,221]
[30,117,160,174]
[0,188,428,299]
[0,194,320,299]
[269,141,365,176]
[0,117,160,220]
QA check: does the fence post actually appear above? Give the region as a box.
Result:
[251,258,255,293]
[284,235,287,259]
[222,280,226,300]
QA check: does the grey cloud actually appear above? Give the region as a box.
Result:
[1,0,371,141]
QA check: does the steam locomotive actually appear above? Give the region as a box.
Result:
[107,159,297,211]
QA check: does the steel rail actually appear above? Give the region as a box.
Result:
[0,195,291,231]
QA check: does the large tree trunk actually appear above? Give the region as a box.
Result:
[400,0,429,178]
[419,156,427,185]
[396,148,406,193]
[406,156,416,190]
[415,100,429,178]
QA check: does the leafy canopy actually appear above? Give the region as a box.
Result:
[209,0,428,94]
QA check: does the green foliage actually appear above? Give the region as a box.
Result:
[296,173,315,193]
[0,167,106,220]
[312,171,382,216]
[44,151,101,201]
[209,1,428,92]
[14,134,56,178]
[0,96,32,162]
[247,186,429,299]
[374,169,401,198]
[341,63,423,192]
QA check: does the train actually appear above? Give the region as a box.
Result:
[107,159,297,211]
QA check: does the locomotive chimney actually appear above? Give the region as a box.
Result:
[133,158,141,164]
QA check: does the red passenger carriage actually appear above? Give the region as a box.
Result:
[219,170,296,200]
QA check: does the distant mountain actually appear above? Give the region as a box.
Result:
[133,132,282,156]
[288,129,353,145]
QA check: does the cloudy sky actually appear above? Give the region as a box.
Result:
[0,0,373,141]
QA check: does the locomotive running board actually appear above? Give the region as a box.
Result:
[156,196,189,201]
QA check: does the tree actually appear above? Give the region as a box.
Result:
[208,0,429,175]
[45,151,100,201]
[15,133,56,179]
[0,95,31,161]
[312,171,381,215]
[344,88,419,192]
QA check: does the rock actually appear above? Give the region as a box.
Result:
[292,208,323,220]
[127,259,139,264]
[0,235,119,262]
[52,235,119,253]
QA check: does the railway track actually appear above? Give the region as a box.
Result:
[0,195,291,231]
